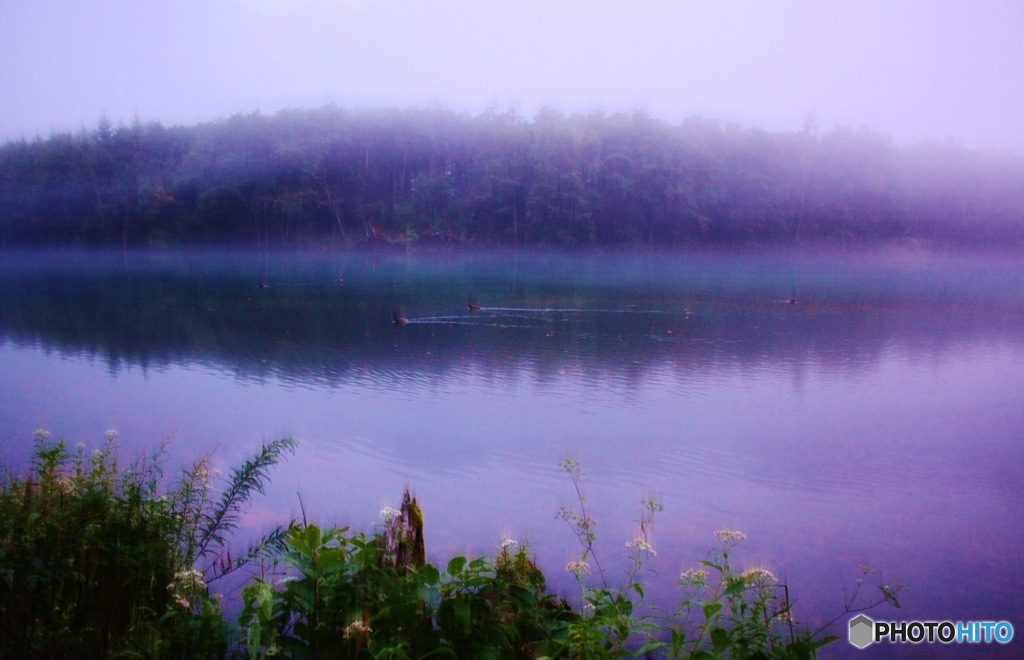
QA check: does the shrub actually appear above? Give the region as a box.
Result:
[0,431,295,658]
[239,492,575,659]
[1,436,898,659]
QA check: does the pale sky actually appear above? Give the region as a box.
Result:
[2,0,1022,150]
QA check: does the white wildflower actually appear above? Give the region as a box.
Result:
[680,568,708,583]
[380,506,399,524]
[566,560,590,577]
[76,442,86,452]
[343,620,372,638]
[167,569,207,609]
[500,537,518,549]
[173,569,207,590]
[714,529,746,546]
[626,537,656,556]
[105,429,119,440]
[740,567,777,585]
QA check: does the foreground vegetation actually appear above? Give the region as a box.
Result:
[2,106,1022,249]
[0,433,901,658]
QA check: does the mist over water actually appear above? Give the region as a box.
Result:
[1,247,1022,656]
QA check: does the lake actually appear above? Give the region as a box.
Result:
[1,248,1022,657]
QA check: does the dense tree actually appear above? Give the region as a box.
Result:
[1,106,1022,249]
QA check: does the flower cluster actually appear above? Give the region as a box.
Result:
[714,529,747,547]
[740,567,777,585]
[626,537,656,556]
[500,537,518,549]
[343,620,372,639]
[679,568,708,583]
[380,507,399,524]
[173,569,206,589]
[566,560,590,577]
[167,569,207,609]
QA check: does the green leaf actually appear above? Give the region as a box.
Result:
[415,648,458,659]
[814,635,840,648]
[446,556,467,575]
[438,598,472,637]
[420,563,440,586]
[724,577,747,595]
[317,547,346,572]
[417,586,441,605]
[636,641,664,654]
[710,626,729,654]
[702,602,723,620]
[630,582,645,599]
[303,524,323,550]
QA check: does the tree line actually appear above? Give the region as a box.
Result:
[2,106,1022,249]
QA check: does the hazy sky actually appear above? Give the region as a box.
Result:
[2,0,1022,150]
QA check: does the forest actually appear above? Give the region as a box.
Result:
[1,106,1022,249]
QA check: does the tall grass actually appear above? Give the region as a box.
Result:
[0,435,899,658]
[0,431,295,658]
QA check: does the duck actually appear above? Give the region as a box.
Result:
[392,307,407,325]
[257,280,269,289]
[467,299,480,312]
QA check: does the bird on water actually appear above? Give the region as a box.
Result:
[392,307,407,325]
[468,299,480,312]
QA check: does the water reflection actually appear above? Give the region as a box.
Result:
[1,250,1020,388]
[0,249,1022,657]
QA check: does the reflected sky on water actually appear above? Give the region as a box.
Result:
[1,248,1022,656]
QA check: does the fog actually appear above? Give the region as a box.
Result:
[4,108,1022,249]
[2,0,1023,151]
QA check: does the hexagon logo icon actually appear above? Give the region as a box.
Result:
[848,614,874,649]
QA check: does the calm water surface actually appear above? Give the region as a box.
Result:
[1,249,1022,657]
